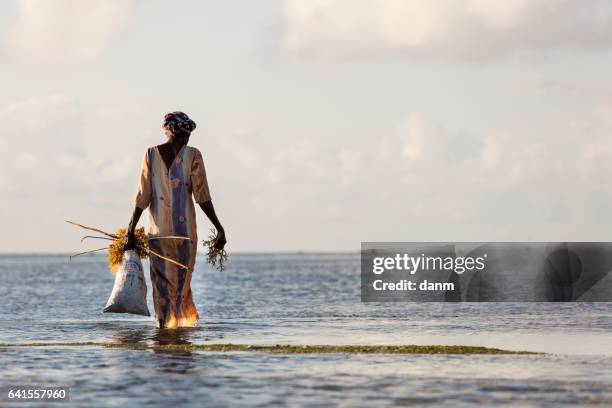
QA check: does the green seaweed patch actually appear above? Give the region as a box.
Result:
[0,342,539,355]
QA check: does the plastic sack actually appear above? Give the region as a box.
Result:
[103,250,150,316]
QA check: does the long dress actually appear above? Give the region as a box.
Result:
[133,144,211,329]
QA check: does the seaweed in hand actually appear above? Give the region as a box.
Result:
[202,229,228,272]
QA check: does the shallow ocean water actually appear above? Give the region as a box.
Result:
[0,253,611,407]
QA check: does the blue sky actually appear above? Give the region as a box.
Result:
[2,0,612,252]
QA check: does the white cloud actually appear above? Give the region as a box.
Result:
[0,95,86,200]
[208,105,612,247]
[282,0,612,61]
[2,95,84,155]
[7,0,135,64]
[0,95,154,207]
[13,151,38,171]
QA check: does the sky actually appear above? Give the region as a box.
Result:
[2,0,612,253]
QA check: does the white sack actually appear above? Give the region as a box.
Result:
[103,250,150,316]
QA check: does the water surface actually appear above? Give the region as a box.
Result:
[1,254,610,406]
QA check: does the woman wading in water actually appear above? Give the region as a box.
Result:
[126,111,226,329]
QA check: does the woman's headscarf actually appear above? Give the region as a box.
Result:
[163,111,196,136]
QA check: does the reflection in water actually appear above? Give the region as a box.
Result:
[151,327,196,346]
[108,326,198,368]
[102,320,234,350]
[150,328,198,372]
[108,326,198,348]
[110,327,151,344]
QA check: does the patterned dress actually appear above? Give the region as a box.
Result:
[133,145,211,329]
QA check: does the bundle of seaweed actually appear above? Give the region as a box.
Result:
[107,227,148,274]
[202,229,228,272]
[66,220,189,275]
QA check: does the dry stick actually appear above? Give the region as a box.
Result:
[70,245,188,270]
[81,234,189,244]
[69,247,108,261]
[68,220,190,269]
[145,247,189,270]
[81,235,114,243]
[66,220,118,239]
[68,221,189,244]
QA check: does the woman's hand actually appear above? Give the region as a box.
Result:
[124,229,137,251]
[215,230,227,250]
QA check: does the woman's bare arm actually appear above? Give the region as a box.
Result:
[199,200,226,249]
[125,207,143,250]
